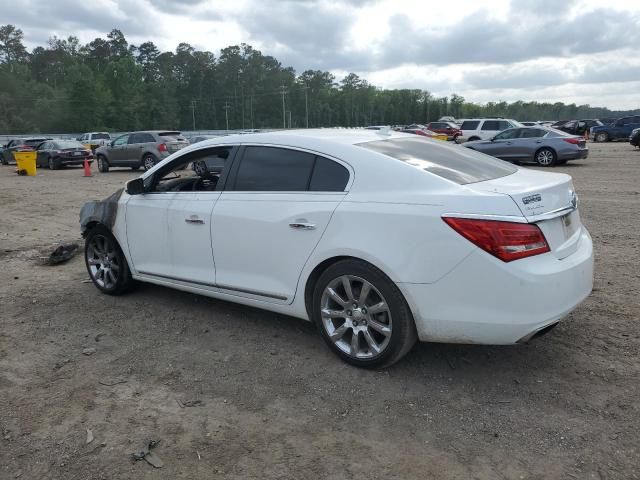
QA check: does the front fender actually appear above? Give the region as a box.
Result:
[79,188,124,237]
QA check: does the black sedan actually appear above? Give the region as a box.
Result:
[2,137,51,164]
[36,140,93,169]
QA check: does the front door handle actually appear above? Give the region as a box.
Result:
[289,222,316,230]
[185,217,204,225]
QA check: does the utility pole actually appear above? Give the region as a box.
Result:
[280,85,287,129]
[288,110,292,129]
[223,102,231,131]
[191,100,196,131]
[304,85,310,128]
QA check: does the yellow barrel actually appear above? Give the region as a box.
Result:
[14,151,37,176]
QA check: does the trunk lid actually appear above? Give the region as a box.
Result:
[469,168,583,259]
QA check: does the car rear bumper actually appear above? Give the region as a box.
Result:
[399,228,593,344]
[559,149,589,161]
[60,157,93,166]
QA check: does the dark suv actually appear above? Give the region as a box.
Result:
[590,115,640,142]
[2,137,51,164]
[94,131,189,172]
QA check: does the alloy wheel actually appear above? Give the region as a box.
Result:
[320,275,392,359]
[537,150,554,166]
[86,234,120,289]
[144,156,155,170]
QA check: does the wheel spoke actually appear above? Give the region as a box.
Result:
[87,258,101,265]
[327,287,348,307]
[363,329,381,354]
[341,277,354,302]
[330,322,349,342]
[350,331,360,356]
[368,318,391,337]
[322,308,346,319]
[106,269,117,286]
[367,301,388,315]
[359,282,371,306]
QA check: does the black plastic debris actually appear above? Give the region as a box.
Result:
[47,243,79,265]
[131,439,163,468]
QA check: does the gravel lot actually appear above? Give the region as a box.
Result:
[1,142,639,479]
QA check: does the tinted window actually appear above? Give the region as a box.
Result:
[494,128,519,140]
[56,140,84,149]
[481,121,500,130]
[358,137,517,185]
[309,157,349,191]
[129,133,154,144]
[93,133,110,139]
[234,147,316,191]
[520,128,547,138]
[461,121,480,130]
[113,135,129,146]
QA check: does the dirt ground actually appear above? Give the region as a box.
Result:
[0,142,638,480]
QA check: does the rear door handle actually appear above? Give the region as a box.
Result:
[289,222,316,230]
[185,217,204,225]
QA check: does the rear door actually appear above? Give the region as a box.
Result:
[212,145,351,303]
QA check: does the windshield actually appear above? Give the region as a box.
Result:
[358,136,517,185]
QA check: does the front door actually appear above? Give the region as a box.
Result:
[110,134,130,163]
[125,146,233,285]
[212,146,351,303]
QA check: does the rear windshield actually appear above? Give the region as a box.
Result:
[92,133,110,139]
[57,140,84,149]
[358,137,517,185]
[159,131,181,137]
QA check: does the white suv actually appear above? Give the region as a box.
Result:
[458,119,522,142]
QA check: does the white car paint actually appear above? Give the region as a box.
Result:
[458,118,522,142]
[101,129,593,346]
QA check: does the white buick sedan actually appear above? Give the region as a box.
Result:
[80,129,593,367]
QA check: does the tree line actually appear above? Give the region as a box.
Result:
[0,25,637,134]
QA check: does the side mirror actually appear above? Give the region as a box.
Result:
[126,178,145,195]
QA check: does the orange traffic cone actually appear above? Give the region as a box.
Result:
[83,159,92,177]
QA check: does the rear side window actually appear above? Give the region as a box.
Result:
[309,157,349,191]
[461,121,479,130]
[520,128,547,138]
[481,121,500,130]
[358,137,517,185]
[234,147,316,191]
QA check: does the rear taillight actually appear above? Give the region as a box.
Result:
[442,217,550,262]
[562,138,581,145]
[158,143,168,152]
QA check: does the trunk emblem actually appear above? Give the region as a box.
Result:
[522,193,542,205]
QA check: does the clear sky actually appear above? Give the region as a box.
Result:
[2,0,639,109]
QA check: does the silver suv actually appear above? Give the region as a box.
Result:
[95,131,189,172]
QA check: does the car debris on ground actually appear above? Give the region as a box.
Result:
[131,439,164,468]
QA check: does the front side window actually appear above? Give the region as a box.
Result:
[358,136,517,185]
[113,135,129,146]
[150,146,234,193]
[494,129,520,140]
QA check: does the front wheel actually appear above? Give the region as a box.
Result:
[535,148,556,167]
[595,132,608,143]
[312,259,417,368]
[143,154,157,171]
[48,156,60,170]
[97,155,109,173]
[84,225,134,296]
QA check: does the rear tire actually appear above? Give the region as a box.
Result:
[97,155,109,173]
[131,166,141,171]
[49,156,61,170]
[595,132,608,143]
[312,259,417,368]
[84,225,134,296]
[535,147,556,167]
[468,136,480,141]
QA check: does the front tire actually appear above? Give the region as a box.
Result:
[97,155,109,173]
[143,154,157,171]
[468,136,480,141]
[84,225,134,296]
[312,259,417,368]
[535,147,556,167]
[48,156,61,170]
[595,132,608,142]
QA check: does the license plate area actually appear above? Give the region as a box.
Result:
[561,210,579,240]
